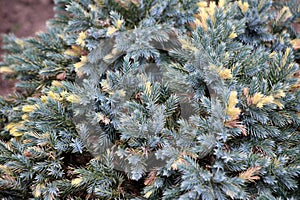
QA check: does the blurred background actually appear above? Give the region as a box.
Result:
[0,0,54,95]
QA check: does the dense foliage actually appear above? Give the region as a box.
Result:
[0,0,300,199]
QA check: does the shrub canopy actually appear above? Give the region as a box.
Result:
[0,0,300,199]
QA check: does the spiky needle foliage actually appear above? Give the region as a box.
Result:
[0,0,299,199]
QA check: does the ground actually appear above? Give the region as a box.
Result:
[0,0,54,95]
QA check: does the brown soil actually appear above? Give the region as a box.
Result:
[0,0,54,96]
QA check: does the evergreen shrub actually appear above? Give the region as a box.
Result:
[0,0,300,199]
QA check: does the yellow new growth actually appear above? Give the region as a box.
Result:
[276,6,292,22]
[60,91,69,99]
[274,90,286,98]
[9,126,23,137]
[116,19,124,29]
[282,47,291,66]
[219,68,232,79]
[89,4,97,11]
[106,18,124,36]
[74,56,88,72]
[237,0,249,14]
[5,122,24,137]
[272,90,286,109]
[22,114,29,121]
[15,38,25,46]
[40,95,47,103]
[117,89,126,97]
[226,91,241,121]
[282,48,291,66]
[101,79,110,92]
[144,191,153,198]
[218,0,226,7]
[229,31,237,39]
[251,93,263,105]
[71,178,83,186]
[5,123,16,131]
[273,100,284,109]
[145,81,152,95]
[196,1,207,7]
[0,67,14,74]
[107,27,118,36]
[195,1,217,30]
[209,64,233,80]
[251,93,275,108]
[76,32,87,47]
[257,96,274,108]
[33,183,45,198]
[67,94,81,103]
[48,91,61,101]
[22,105,36,113]
[52,80,62,87]
[65,45,84,57]
[269,51,277,58]
[179,39,198,52]
[64,49,78,57]
[290,39,300,50]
